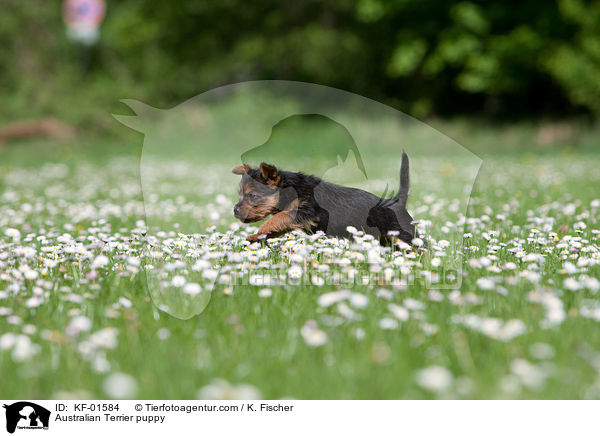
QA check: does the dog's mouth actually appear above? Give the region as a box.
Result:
[237,215,262,223]
[235,208,268,223]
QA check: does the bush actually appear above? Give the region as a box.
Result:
[1,0,599,125]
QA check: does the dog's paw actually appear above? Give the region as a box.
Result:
[246,233,265,242]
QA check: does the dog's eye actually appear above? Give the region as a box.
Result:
[246,193,256,201]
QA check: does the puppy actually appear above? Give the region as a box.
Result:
[233,152,418,246]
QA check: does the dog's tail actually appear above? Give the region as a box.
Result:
[391,151,410,206]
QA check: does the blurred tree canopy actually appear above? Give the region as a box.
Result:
[1,0,599,128]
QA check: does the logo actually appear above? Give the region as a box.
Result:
[2,402,50,434]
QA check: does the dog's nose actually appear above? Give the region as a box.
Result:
[233,205,240,216]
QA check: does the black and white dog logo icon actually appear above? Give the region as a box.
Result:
[3,402,50,434]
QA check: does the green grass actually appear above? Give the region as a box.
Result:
[0,123,599,400]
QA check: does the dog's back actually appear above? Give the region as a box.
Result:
[314,181,380,238]
[313,152,416,243]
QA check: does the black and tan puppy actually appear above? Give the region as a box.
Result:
[233,152,418,245]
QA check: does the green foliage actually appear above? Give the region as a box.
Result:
[387,39,428,77]
[1,0,600,126]
[544,0,600,114]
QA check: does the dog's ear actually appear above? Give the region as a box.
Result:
[232,164,250,175]
[259,162,280,186]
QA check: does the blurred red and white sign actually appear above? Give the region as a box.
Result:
[62,0,106,45]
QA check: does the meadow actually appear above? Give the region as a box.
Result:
[0,127,599,400]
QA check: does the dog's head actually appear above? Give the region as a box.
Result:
[232,163,281,223]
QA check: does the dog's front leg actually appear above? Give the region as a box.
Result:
[246,211,298,242]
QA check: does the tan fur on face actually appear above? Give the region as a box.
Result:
[236,177,280,222]
[246,194,279,219]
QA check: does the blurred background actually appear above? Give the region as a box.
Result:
[1,0,600,153]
